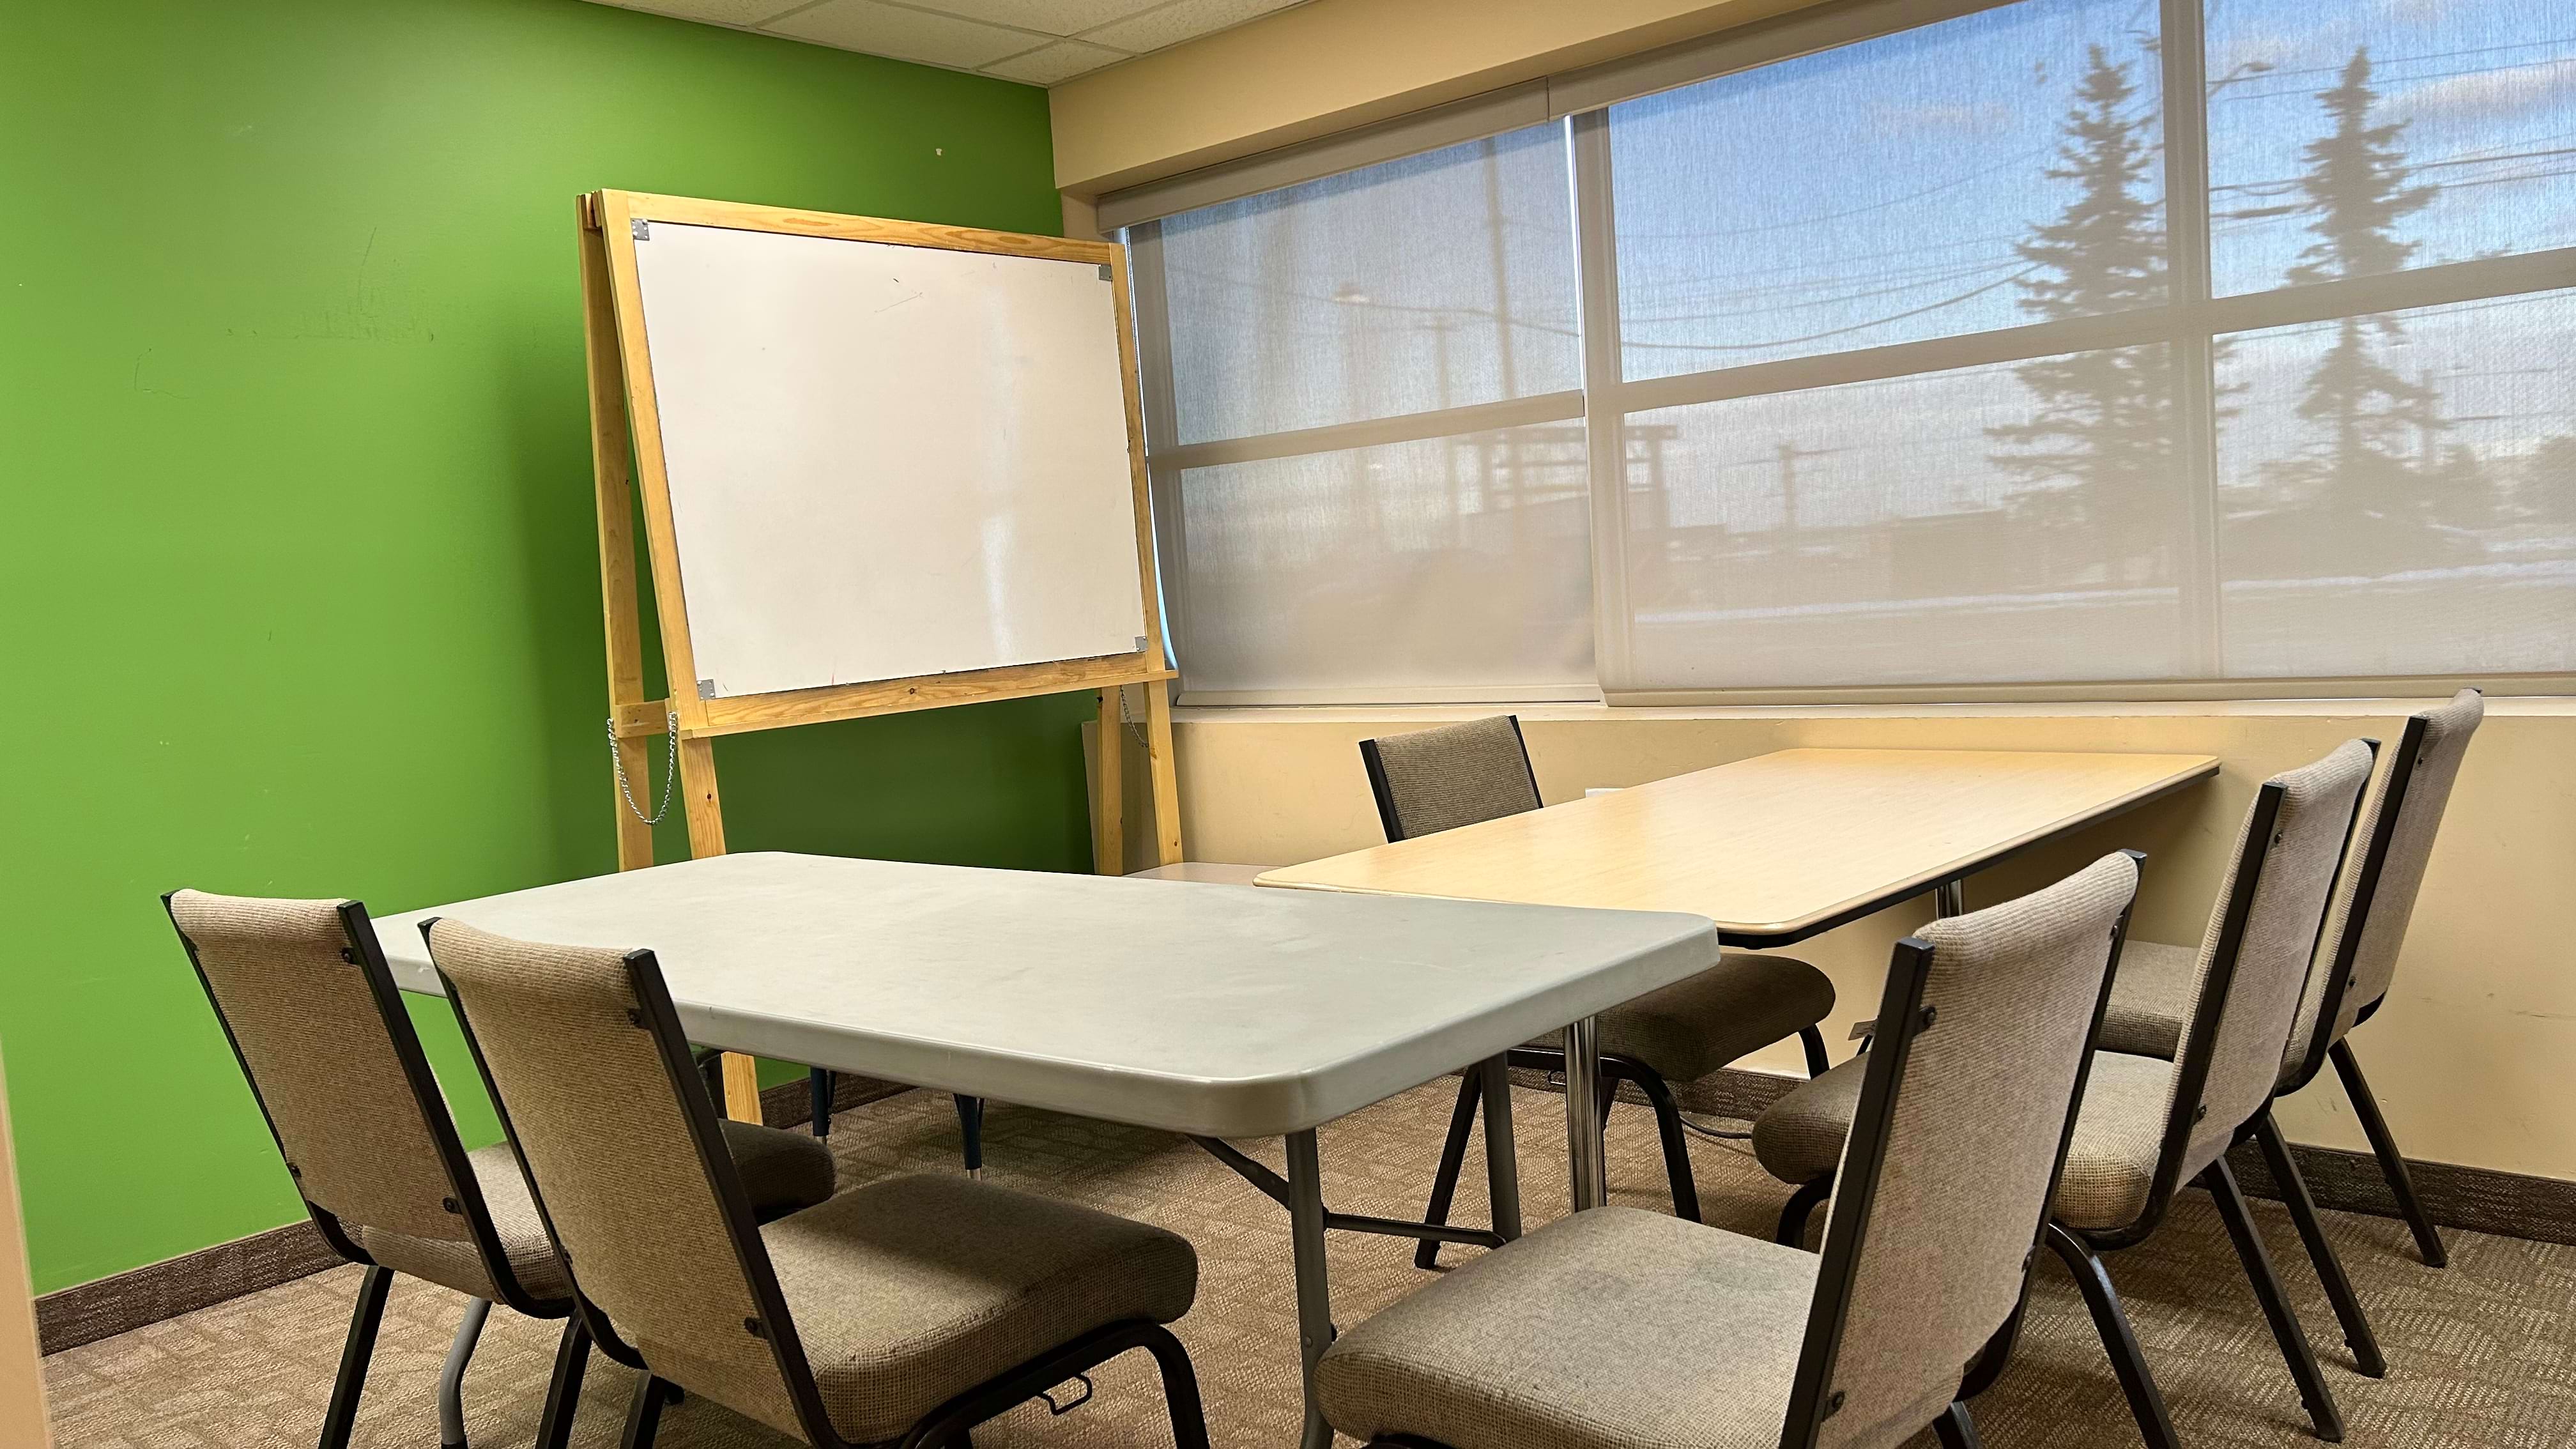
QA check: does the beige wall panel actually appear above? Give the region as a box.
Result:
[1050,0,1823,193]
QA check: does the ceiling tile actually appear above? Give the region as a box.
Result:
[979,39,1129,84]
[927,0,1165,38]
[765,0,1039,68]
[1078,0,1303,56]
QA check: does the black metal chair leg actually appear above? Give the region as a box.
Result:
[2254,1112,2387,1378]
[2044,1223,2181,1449]
[954,1094,985,1174]
[1625,1066,1703,1223]
[319,1264,393,1449]
[1414,1073,1483,1270]
[2330,1039,2447,1268]
[1141,1321,1215,1449]
[532,1317,592,1449]
[1775,1175,1832,1247]
[618,1372,669,1449]
[1798,1024,1831,1078]
[809,1068,833,1137]
[1933,1402,1984,1449]
[2204,1161,2345,1443]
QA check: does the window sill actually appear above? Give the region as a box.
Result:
[1171,694,2576,724]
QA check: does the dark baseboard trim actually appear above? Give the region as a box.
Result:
[38,1075,919,1355]
[37,1217,339,1356]
[1517,1063,2576,1248]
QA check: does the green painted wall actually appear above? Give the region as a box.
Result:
[0,0,1089,1294]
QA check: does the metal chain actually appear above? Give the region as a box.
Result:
[608,712,680,825]
[1114,684,1150,747]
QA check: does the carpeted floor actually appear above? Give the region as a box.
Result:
[42,1080,2576,1448]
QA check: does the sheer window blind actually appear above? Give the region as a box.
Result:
[1131,126,1595,703]
[1126,0,2576,703]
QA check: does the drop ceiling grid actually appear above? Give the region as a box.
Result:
[594,0,1311,84]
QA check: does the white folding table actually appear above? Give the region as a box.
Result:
[374,850,1719,1449]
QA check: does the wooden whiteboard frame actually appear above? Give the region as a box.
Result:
[579,190,1183,1115]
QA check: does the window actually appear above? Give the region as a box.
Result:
[1130,128,1595,702]
[1126,0,2576,702]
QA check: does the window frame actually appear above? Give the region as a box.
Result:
[1122,0,2576,707]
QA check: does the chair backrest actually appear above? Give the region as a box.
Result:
[1783,851,2141,1449]
[1358,715,1542,841]
[161,891,533,1298]
[2156,740,2373,1200]
[424,918,824,1442]
[2284,689,2484,1087]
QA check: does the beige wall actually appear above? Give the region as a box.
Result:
[1102,700,2575,1181]
[1050,0,1823,194]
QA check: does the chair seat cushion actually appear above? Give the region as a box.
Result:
[720,1119,838,1223]
[356,1143,571,1304]
[1317,1206,1814,1449]
[355,1123,831,1308]
[769,1173,1197,1444]
[1754,1051,2178,1234]
[2097,939,2195,1059]
[1528,953,1834,1084]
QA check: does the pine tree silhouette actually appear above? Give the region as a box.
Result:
[1988,46,2179,580]
[2270,47,2446,520]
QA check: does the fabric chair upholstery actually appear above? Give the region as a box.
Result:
[1759,741,2371,1236]
[769,1175,1197,1443]
[354,1124,831,1306]
[425,917,1200,1447]
[1363,716,1542,839]
[1322,852,2140,1449]
[1321,1207,1815,1449]
[2097,689,2484,1076]
[1575,952,1837,1082]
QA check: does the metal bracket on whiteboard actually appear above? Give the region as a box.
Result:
[1098,263,1112,282]
[698,678,717,698]
[632,218,652,241]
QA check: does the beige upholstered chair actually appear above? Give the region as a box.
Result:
[162,891,833,1449]
[1755,740,2375,1449]
[2098,689,2483,1275]
[1361,716,1837,1263]
[1316,852,2142,1449]
[422,917,1209,1449]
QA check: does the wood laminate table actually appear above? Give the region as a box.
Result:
[374,850,1719,1449]
[1258,747,2218,1208]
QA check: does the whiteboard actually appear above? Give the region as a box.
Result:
[631,222,1149,700]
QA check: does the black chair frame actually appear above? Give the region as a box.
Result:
[431,933,1210,1449]
[164,896,583,1449]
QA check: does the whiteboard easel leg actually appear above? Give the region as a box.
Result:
[1094,687,1125,876]
[1144,682,1183,867]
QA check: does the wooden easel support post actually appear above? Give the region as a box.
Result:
[578,190,1183,1123]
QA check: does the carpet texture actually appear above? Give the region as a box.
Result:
[42,1080,2576,1447]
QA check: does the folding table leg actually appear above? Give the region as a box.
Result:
[1935,879,1968,917]
[1284,1130,1336,1449]
[1478,1054,1522,1241]
[1562,1017,1606,1211]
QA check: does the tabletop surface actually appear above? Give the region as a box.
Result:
[1256,747,2218,944]
[374,851,1717,1138]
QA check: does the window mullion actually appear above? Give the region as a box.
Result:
[1570,110,1630,694]
[2162,0,2227,678]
